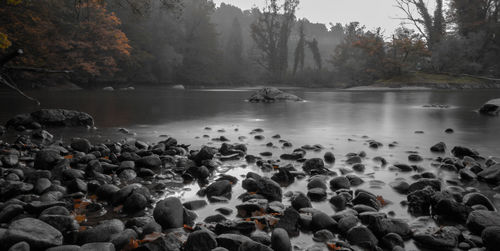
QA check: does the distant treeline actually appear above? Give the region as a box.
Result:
[1,0,499,87]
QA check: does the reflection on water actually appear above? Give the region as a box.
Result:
[1,88,499,249]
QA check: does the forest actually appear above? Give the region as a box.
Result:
[1,0,500,88]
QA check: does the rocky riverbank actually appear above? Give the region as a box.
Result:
[0,125,499,251]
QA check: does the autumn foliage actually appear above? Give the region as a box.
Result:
[0,0,131,76]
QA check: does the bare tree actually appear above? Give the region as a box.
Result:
[394,0,445,49]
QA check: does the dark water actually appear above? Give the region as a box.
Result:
[1,88,500,250]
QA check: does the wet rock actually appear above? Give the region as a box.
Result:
[183,200,208,211]
[153,197,184,229]
[39,214,79,235]
[271,168,295,187]
[311,212,337,232]
[431,142,447,153]
[352,163,365,172]
[34,150,63,170]
[192,146,216,165]
[0,204,24,223]
[329,195,347,211]
[346,155,362,165]
[307,176,327,190]
[78,219,124,244]
[184,229,217,251]
[408,178,441,193]
[479,98,500,115]
[136,233,183,251]
[329,176,350,191]
[3,218,63,249]
[95,184,119,202]
[275,207,300,236]
[6,109,94,128]
[368,218,412,239]
[307,188,327,201]
[291,193,311,211]
[463,192,495,211]
[478,164,500,183]
[345,174,364,186]
[110,229,137,250]
[71,138,92,153]
[302,158,327,175]
[236,199,267,218]
[408,154,423,162]
[338,215,359,234]
[312,229,334,242]
[324,152,335,163]
[8,241,30,251]
[467,210,500,234]
[346,226,378,248]
[205,180,232,200]
[481,226,500,251]
[432,194,470,222]
[216,207,233,216]
[123,192,148,213]
[407,186,436,216]
[381,233,404,249]
[136,155,161,169]
[413,226,460,249]
[390,180,409,194]
[250,231,271,245]
[248,88,303,103]
[459,168,477,180]
[452,146,478,159]
[249,177,282,202]
[80,242,114,251]
[352,191,381,211]
[216,234,253,251]
[271,228,292,251]
[239,240,272,251]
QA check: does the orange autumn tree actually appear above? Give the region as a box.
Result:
[0,0,131,77]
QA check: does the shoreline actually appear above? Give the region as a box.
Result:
[0,124,499,250]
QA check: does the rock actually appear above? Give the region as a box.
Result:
[205,180,232,200]
[71,138,92,153]
[183,200,208,211]
[408,178,441,193]
[413,226,460,249]
[0,204,24,223]
[248,87,303,102]
[302,158,327,174]
[274,207,300,237]
[8,241,30,251]
[95,184,120,201]
[153,197,184,229]
[408,154,423,162]
[193,146,216,165]
[81,242,115,251]
[3,218,63,249]
[78,219,124,244]
[307,188,327,201]
[478,164,500,183]
[250,231,271,245]
[239,240,272,251]
[329,195,347,210]
[311,212,337,232]
[479,98,500,115]
[430,142,447,153]
[216,234,253,251]
[390,180,410,194]
[481,226,500,251]
[172,85,185,90]
[407,186,436,216]
[253,177,282,202]
[346,156,362,165]
[368,218,412,239]
[103,86,114,91]
[329,176,350,191]
[46,245,81,251]
[346,226,378,248]
[451,146,478,159]
[307,176,327,190]
[123,192,148,213]
[324,152,335,163]
[291,193,311,211]
[136,155,161,169]
[338,215,359,234]
[110,229,137,250]
[184,229,217,251]
[39,215,79,235]
[459,168,477,180]
[34,150,63,170]
[463,192,496,211]
[467,210,500,234]
[381,233,404,249]
[352,163,365,172]
[6,109,94,128]
[271,228,291,251]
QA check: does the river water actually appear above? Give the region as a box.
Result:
[1,88,499,250]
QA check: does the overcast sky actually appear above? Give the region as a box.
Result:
[212,0,424,34]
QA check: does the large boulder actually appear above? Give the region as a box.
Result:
[248,88,303,103]
[2,218,63,249]
[153,197,184,229]
[6,109,94,128]
[466,210,500,234]
[479,98,500,115]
